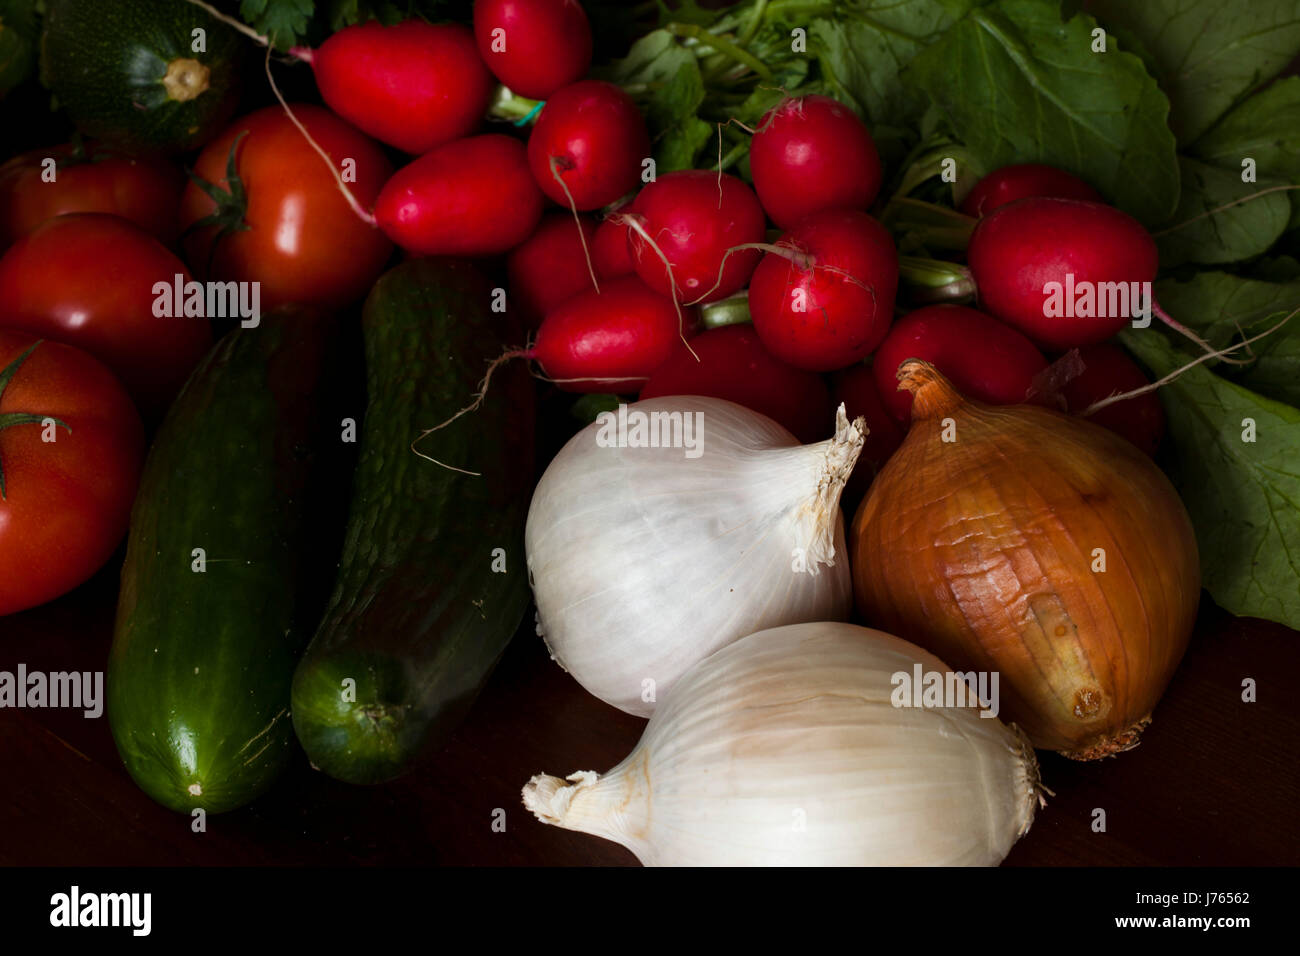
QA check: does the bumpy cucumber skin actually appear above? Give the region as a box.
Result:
[108,315,342,814]
[291,258,535,785]
[41,0,246,154]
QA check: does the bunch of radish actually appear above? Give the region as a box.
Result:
[257,0,1170,482]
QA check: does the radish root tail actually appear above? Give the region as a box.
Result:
[263,48,377,228]
[615,213,698,362]
[548,156,600,295]
[411,349,531,474]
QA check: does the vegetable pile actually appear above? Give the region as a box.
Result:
[0,0,1297,867]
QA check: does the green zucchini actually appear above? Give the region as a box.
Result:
[0,0,38,100]
[41,0,246,154]
[108,313,347,813]
[291,258,535,785]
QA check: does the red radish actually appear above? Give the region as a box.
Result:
[375,134,544,256]
[872,304,1048,422]
[1060,343,1165,456]
[961,163,1101,218]
[474,0,593,99]
[640,324,833,443]
[593,216,634,279]
[309,21,493,155]
[530,276,697,392]
[831,363,905,500]
[747,209,898,372]
[749,95,883,230]
[506,212,599,327]
[967,197,1158,350]
[627,170,765,304]
[527,81,651,211]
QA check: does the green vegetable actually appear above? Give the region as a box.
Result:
[291,259,535,785]
[108,313,348,814]
[1154,158,1291,266]
[1091,0,1300,146]
[41,0,247,154]
[0,0,38,98]
[1122,327,1300,632]
[907,0,1180,226]
[1191,76,1300,229]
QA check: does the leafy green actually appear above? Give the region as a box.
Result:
[1155,271,1300,348]
[241,0,314,48]
[1121,328,1300,631]
[798,0,978,131]
[1191,76,1300,229]
[1154,158,1291,266]
[601,30,712,173]
[907,0,1180,225]
[1091,0,1300,147]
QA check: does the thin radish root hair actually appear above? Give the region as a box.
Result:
[261,48,378,227]
[1082,307,1299,417]
[411,349,532,474]
[548,156,600,295]
[614,213,698,362]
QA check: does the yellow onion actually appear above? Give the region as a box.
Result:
[851,360,1199,758]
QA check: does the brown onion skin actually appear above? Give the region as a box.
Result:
[851,360,1199,758]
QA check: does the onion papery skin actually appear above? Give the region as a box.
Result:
[526,398,859,716]
[523,622,1042,866]
[851,361,1199,758]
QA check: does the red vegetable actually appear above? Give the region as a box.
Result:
[0,332,144,616]
[961,163,1101,218]
[593,216,634,279]
[0,144,183,249]
[0,214,212,415]
[527,80,650,211]
[627,170,766,304]
[530,276,697,392]
[310,21,493,155]
[1061,344,1165,456]
[474,0,592,99]
[747,209,898,372]
[967,197,1158,350]
[640,323,833,443]
[179,105,394,312]
[871,304,1048,422]
[507,212,599,327]
[375,134,544,256]
[748,95,882,230]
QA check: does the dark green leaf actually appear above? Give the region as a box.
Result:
[907,0,1180,225]
[1192,76,1300,229]
[1091,0,1300,146]
[1121,327,1300,631]
[1154,158,1291,266]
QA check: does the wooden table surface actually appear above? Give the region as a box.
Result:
[1,558,1297,866]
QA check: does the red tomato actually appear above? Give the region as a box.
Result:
[178,105,394,311]
[0,214,212,415]
[0,144,184,249]
[0,332,144,616]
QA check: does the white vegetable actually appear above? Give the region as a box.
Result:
[525,398,863,716]
[523,622,1042,866]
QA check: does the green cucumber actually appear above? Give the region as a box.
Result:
[291,258,535,785]
[41,0,247,154]
[108,313,347,813]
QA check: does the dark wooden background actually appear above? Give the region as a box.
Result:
[2,562,1297,866]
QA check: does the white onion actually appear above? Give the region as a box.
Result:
[523,622,1043,866]
[525,398,863,716]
